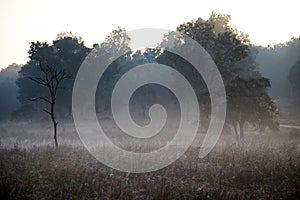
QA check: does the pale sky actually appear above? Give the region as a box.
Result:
[1,0,300,69]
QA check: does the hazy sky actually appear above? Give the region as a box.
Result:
[1,0,300,69]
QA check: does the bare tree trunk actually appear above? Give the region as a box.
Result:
[50,101,58,148]
[28,64,70,148]
[53,120,58,148]
[239,120,245,142]
[232,122,239,141]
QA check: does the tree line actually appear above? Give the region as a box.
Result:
[3,12,300,143]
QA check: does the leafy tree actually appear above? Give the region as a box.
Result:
[158,12,278,140]
[95,27,132,113]
[94,28,173,119]
[17,32,91,119]
[227,76,278,140]
[0,63,22,120]
[257,36,300,98]
[288,60,300,101]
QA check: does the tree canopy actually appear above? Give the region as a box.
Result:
[289,60,300,101]
[157,12,278,140]
[10,13,279,140]
[0,63,22,120]
[17,32,91,119]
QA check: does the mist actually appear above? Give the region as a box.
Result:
[0,11,299,200]
[256,37,300,99]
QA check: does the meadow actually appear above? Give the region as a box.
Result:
[0,121,299,199]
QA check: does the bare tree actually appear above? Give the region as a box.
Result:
[28,63,70,147]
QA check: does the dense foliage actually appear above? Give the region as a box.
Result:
[1,13,279,140]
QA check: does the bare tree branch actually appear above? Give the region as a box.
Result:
[43,109,52,116]
[29,77,47,87]
[28,62,70,148]
[28,96,52,104]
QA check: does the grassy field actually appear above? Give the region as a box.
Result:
[0,123,300,199]
[0,100,300,199]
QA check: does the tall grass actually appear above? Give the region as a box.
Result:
[0,137,299,199]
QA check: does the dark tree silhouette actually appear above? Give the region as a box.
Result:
[158,12,279,141]
[28,63,70,147]
[289,60,300,101]
[17,33,91,119]
[0,63,22,120]
[257,37,300,98]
